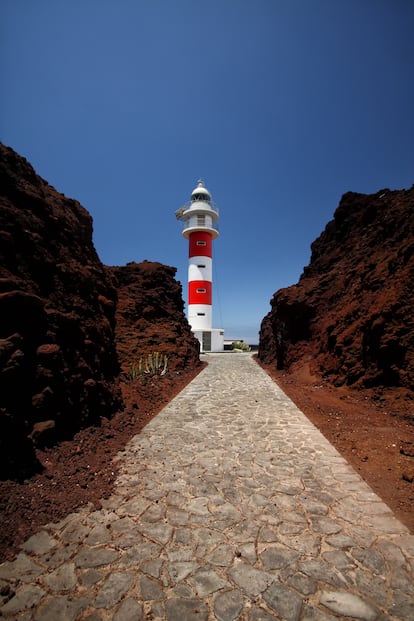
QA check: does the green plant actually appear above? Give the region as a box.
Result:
[128,362,139,379]
[128,352,169,379]
[160,354,168,375]
[144,353,154,374]
[231,340,250,352]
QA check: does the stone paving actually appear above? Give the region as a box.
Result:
[1,353,414,621]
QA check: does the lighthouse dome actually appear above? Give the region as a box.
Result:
[191,180,211,202]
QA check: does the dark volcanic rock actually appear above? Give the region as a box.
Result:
[0,143,123,479]
[259,186,414,390]
[109,261,200,375]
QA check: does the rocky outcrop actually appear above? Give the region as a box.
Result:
[0,144,202,481]
[0,143,123,479]
[259,186,414,390]
[109,261,200,374]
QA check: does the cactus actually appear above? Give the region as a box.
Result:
[129,362,139,379]
[144,353,152,374]
[129,352,169,379]
[160,355,168,375]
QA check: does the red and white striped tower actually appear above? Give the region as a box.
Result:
[176,180,223,351]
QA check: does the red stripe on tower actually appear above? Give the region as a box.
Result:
[188,280,212,305]
[189,231,212,258]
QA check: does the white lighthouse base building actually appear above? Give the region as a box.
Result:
[193,328,224,353]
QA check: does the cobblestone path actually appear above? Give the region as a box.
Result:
[1,353,413,620]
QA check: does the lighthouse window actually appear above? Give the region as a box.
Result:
[197,264,205,268]
[197,312,205,316]
[197,215,205,225]
[196,241,206,246]
[196,288,207,293]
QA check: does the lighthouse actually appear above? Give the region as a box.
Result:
[175,180,224,352]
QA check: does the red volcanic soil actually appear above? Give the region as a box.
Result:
[109,260,201,376]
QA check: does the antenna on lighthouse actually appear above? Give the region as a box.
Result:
[175,207,186,220]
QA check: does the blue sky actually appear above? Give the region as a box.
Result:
[1,1,413,343]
